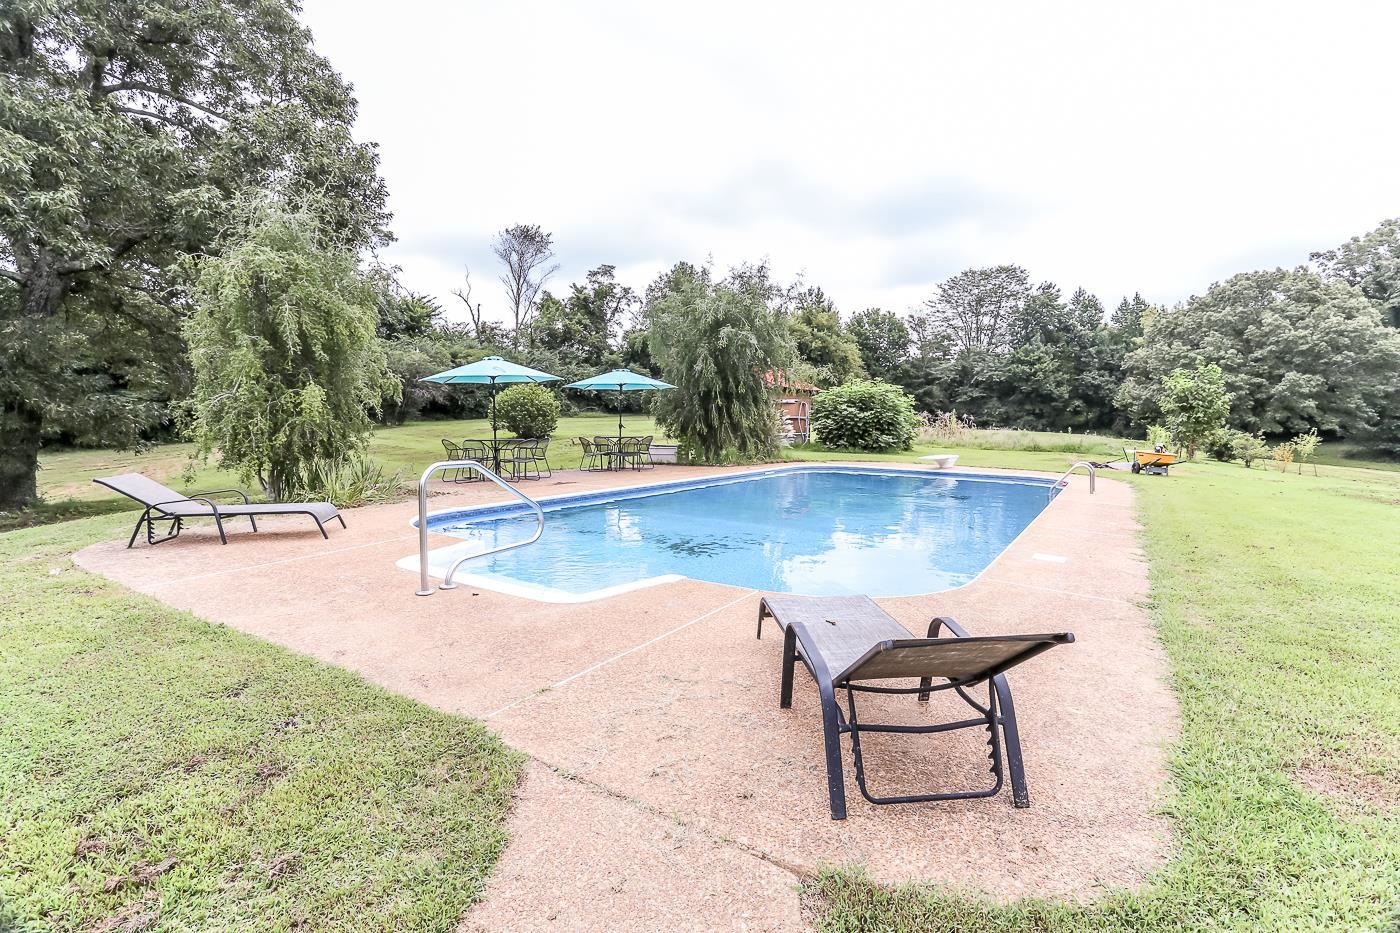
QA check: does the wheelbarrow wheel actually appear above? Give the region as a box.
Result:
[1131,461,1142,474]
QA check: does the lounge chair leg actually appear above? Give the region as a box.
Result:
[336,515,347,529]
[127,512,146,549]
[819,681,848,820]
[313,516,328,540]
[779,624,797,708]
[992,673,1030,808]
[248,515,258,533]
[213,513,227,545]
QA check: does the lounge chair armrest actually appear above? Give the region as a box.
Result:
[927,616,970,639]
[191,487,251,504]
[152,496,220,510]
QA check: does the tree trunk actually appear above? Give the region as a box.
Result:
[0,257,71,510]
[0,397,43,511]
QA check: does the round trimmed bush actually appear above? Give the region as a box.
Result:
[810,379,919,452]
[494,383,560,438]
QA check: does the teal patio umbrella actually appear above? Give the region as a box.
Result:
[564,368,675,444]
[420,356,563,459]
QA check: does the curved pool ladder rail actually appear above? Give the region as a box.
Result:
[416,460,545,596]
[1050,461,1096,498]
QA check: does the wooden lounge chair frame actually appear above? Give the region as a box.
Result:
[94,473,345,548]
[757,595,1073,819]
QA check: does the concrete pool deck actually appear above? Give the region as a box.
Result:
[75,462,1179,932]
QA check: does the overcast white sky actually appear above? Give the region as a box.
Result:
[300,0,1399,326]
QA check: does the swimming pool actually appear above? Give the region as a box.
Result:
[407,466,1056,602]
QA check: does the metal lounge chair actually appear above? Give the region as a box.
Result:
[94,473,345,548]
[757,595,1073,820]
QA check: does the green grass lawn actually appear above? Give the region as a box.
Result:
[20,414,666,509]
[0,514,522,932]
[4,431,1398,929]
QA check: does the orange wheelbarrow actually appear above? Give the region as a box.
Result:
[1126,448,1178,475]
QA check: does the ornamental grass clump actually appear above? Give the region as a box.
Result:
[811,380,920,452]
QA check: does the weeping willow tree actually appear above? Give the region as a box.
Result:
[645,262,793,463]
[184,200,398,500]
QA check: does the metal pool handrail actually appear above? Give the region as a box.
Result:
[1051,461,1096,498]
[415,460,545,596]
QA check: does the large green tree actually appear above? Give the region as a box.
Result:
[1117,268,1400,436]
[846,308,910,379]
[917,264,1031,355]
[185,202,395,501]
[0,1,388,509]
[646,262,793,463]
[531,264,637,366]
[1311,218,1400,328]
[786,286,864,386]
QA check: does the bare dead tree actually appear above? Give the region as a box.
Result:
[492,224,558,346]
[451,265,486,338]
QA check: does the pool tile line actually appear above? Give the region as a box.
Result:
[484,588,759,721]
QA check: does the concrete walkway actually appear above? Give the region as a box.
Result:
[75,464,1178,931]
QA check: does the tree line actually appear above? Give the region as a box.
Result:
[4,3,1397,508]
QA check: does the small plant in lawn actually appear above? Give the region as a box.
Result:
[1230,431,1270,469]
[811,380,920,452]
[494,384,560,438]
[1273,441,1296,473]
[1292,427,1321,475]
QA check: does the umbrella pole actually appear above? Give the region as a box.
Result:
[490,381,500,473]
[617,386,624,445]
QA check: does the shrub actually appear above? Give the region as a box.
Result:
[494,383,560,438]
[1272,441,1296,473]
[1205,428,1250,462]
[811,380,919,452]
[1230,431,1269,469]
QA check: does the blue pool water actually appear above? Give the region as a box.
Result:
[422,467,1054,600]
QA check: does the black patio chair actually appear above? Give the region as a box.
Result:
[458,439,493,480]
[593,436,621,471]
[442,439,470,483]
[94,473,345,548]
[576,437,607,471]
[757,595,1073,820]
[498,438,551,481]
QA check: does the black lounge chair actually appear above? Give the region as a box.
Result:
[757,595,1073,820]
[94,473,345,548]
